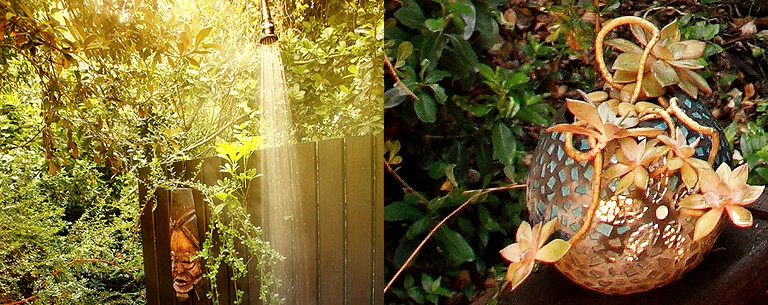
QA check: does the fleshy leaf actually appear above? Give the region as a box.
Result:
[668,40,706,60]
[630,24,650,46]
[743,185,765,205]
[693,208,723,242]
[500,243,525,263]
[546,124,601,138]
[612,53,644,72]
[668,59,705,70]
[651,60,680,87]
[727,163,749,187]
[726,206,753,228]
[605,38,644,54]
[604,163,631,178]
[633,167,649,189]
[615,174,635,194]
[640,73,666,97]
[566,99,604,132]
[659,21,681,44]
[680,193,707,210]
[538,219,558,249]
[681,163,698,189]
[613,70,639,83]
[535,239,571,263]
[505,260,534,291]
[667,157,683,170]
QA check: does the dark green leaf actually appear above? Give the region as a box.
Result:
[394,0,425,30]
[445,33,479,74]
[427,84,448,104]
[406,217,430,239]
[384,85,410,108]
[435,226,476,265]
[414,92,438,123]
[478,204,504,232]
[492,122,516,166]
[516,104,551,126]
[384,201,424,221]
[425,69,451,84]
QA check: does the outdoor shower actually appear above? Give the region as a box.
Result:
[259,0,277,45]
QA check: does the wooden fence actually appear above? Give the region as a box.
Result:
[139,134,384,304]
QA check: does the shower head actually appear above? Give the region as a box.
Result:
[259,0,277,45]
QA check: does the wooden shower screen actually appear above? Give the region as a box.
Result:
[138,134,384,305]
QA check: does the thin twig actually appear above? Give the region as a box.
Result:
[383,184,526,293]
[383,53,417,100]
[384,160,429,204]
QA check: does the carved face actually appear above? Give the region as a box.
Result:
[170,228,202,301]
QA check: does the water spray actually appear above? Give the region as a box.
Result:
[259,0,278,45]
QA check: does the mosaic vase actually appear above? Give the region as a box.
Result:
[526,90,731,294]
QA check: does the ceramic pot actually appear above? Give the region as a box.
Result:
[526,90,731,294]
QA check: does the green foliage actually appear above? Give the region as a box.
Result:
[1,0,375,302]
[389,273,453,304]
[280,0,383,142]
[196,137,284,305]
[739,102,768,185]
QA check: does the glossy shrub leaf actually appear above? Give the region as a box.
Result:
[445,33,479,74]
[394,0,425,30]
[435,226,476,265]
[406,217,430,239]
[384,201,424,221]
[492,122,516,167]
[425,18,447,32]
[414,92,437,123]
[384,85,409,108]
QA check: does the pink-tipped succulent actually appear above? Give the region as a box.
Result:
[680,163,765,241]
[499,219,571,291]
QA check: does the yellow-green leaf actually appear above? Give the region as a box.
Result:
[640,73,666,97]
[693,208,722,241]
[679,69,712,97]
[666,157,683,170]
[613,70,639,83]
[612,53,644,72]
[668,59,704,70]
[535,239,571,263]
[681,163,698,189]
[605,38,644,54]
[659,21,681,44]
[195,27,213,47]
[604,163,631,179]
[651,60,680,87]
[668,40,706,60]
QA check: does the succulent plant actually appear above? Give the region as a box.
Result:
[605,20,712,101]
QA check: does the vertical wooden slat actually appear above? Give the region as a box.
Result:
[294,141,318,304]
[185,160,211,305]
[318,138,346,303]
[201,158,233,305]
[373,133,385,305]
[245,152,263,305]
[154,185,176,305]
[139,167,160,305]
[346,135,374,304]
